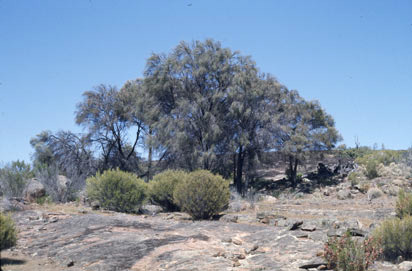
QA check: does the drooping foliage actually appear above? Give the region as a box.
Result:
[278,91,341,186]
[143,40,245,172]
[142,39,309,193]
[75,84,146,173]
[27,38,341,197]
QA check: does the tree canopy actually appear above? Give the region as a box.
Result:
[30,39,341,195]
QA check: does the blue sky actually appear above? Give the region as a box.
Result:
[1,0,411,164]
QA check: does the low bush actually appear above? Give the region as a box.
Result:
[0,160,34,197]
[86,169,147,213]
[324,233,381,271]
[348,172,362,187]
[148,170,188,211]
[0,212,17,250]
[173,170,230,220]
[355,150,404,180]
[373,216,412,261]
[365,160,379,179]
[396,189,412,219]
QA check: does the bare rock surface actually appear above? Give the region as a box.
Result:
[10,209,329,271]
[4,167,408,271]
[5,190,401,271]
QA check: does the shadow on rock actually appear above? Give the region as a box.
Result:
[0,257,27,266]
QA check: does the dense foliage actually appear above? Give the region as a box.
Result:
[373,216,412,261]
[355,150,404,179]
[396,189,412,219]
[324,233,381,271]
[148,170,187,211]
[86,169,147,213]
[0,160,34,197]
[28,39,340,196]
[0,212,17,250]
[173,170,230,220]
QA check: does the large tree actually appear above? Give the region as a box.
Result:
[143,39,246,172]
[227,71,288,193]
[142,39,291,194]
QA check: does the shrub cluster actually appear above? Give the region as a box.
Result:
[323,233,381,271]
[355,150,404,180]
[173,170,230,220]
[373,216,412,261]
[148,170,187,211]
[372,191,412,262]
[0,212,17,251]
[396,189,412,219]
[86,169,147,213]
[86,168,229,219]
[0,160,34,197]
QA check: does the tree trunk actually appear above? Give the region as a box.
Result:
[235,146,244,194]
[289,156,299,187]
[147,128,153,182]
[233,153,237,186]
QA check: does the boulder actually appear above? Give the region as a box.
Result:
[57,175,69,193]
[367,188,384,201]
[337,189,352,200]
[398,261,412,271]
[288,220,303,231]
[228,200,251,212]
[91,201,100,210]
[0,197,26,212]
[24,178,46,202]
[219,214,238,223]
[139,204,163,215]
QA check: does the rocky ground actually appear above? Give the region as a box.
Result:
[2,162,412,271]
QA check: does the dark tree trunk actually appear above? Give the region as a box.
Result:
[233,153,237,185]
[146,128,153,182]
[289,156,299,187]
[235,146,244,194]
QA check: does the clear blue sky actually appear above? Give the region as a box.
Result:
[1,0,411,164]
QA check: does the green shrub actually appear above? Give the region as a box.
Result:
[35,195,52,205]
[373,216,412,261]
[396,189,412,219]
[173,170,230,220]
[340,146,373,160]
[148,170,188,211]
[86,169,147,213]
[0,160,34,197]
[356,150,403,167]
[0,213,17,250]
[324,233,381,271]
[348,172,361,187]
[355,150,405,180]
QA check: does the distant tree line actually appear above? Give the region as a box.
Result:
[30,39,341,195]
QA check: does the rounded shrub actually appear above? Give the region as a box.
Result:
[0,212,17,250]
[86,169,147,213]
[373,216,412,261]
[148,170,188,211]
[173,170,230,220]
